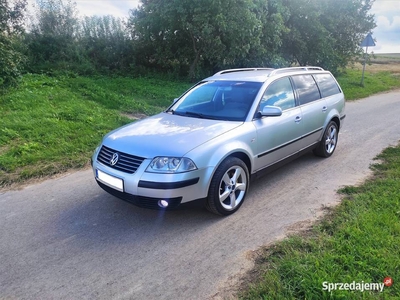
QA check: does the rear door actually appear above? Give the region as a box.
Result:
[291,74,327,148]
[313,73,345,124]
[253,77,304,171]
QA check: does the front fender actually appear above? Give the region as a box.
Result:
[185,122,257,190]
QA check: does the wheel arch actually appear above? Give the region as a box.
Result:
[202,148,253,196]
[331,116,340,132]
[205,153,251,215]
[227,151,252,175]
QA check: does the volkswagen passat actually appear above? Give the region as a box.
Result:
[92,67,346,215]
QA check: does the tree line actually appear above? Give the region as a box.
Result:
[1,0,375,87]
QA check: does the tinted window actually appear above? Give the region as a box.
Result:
[313,73,341,97]
[292,75,321,105]
[260,77,295,111]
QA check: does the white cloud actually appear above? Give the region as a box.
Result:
[372,42,400,53]
[376,15,400,33]
[371,0,400,17]
[74,0,140,18]
[26,0,140,19]
[370,0,400,53]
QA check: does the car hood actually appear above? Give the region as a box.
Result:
[102,112,243,158]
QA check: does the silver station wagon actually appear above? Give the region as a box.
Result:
[92,67,346,215]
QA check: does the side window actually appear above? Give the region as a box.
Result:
[260,77,295,111]
[313,73,341,98]
[292,75,321,105]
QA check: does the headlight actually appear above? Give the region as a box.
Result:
[146,157,197,173]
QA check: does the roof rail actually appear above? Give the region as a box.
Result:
[214,68,274,75]
[269,66,324,76]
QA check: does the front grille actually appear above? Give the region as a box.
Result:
[97,145,145,174]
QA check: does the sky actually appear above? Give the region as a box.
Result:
[72,0,140,18]
[27,0,400,53]
[371,0,400,53]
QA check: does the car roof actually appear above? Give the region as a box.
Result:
[205,67,327,83]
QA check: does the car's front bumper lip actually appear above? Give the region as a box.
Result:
[96,180,183,209]
[138,178,200,189]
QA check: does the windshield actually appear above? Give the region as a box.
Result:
[170,81,262,121]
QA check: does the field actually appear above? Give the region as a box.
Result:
[354,53,400,74]
[371,53,400,63]
[338,54,400,100]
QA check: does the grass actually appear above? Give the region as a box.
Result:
[240,144,400,299]
[0,74,191,187]
[336,68,400,100]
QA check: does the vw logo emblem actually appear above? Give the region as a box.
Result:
[110,153,119,166]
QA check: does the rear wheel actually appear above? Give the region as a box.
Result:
[313,121,338,158]
[205,157,249,216]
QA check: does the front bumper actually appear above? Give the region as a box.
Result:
[92,156,214,209]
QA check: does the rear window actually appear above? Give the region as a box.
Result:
[313,73,341,98]
[291,75,321,105]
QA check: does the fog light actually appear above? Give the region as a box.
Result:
[158,200,169,208]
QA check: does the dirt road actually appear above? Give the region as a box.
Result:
[1,90,400,299]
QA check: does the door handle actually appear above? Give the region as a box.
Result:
[322,106,327,112]
[295,116,302,123]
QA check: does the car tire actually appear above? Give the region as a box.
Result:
[205,157,249,216]
[313,120,339,158]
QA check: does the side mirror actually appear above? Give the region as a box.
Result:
[260,105,282,117]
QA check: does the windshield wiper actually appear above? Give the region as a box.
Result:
[172,110,202,118]
[173,110,219,120]
[183,111,207,118]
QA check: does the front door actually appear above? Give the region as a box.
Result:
[253,77,304,171]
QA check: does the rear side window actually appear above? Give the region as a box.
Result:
[313,73,341,98]
[292,75,321,105]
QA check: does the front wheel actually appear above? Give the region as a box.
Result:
[313,121,339,158]
[205,157,249,216]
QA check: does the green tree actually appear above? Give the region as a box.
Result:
[319,0,375,70]
[129,0,287,79]
[281,0,376,73]
[244,0,289,68]
[26,0,82,73]
[0,0,27,87]
[79,15,132,73]
[129,0,375,77]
